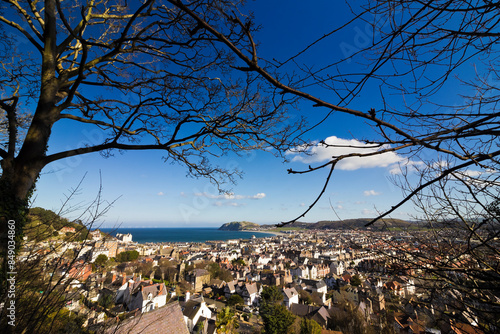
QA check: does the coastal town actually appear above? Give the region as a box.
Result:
[12,213,495,334]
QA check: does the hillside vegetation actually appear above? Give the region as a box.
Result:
[218,221,261,231]
[261,218,415,231]
[25,207,89,242]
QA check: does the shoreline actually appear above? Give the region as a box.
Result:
[100,227,280,244]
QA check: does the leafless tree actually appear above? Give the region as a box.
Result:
[0,176,115,333]
[0,0,306,280]
[258,2,500,332]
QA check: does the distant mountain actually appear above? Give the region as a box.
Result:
[218,221,261,231]
[261,218,413,231]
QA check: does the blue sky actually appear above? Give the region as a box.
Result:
[31,1,445,227]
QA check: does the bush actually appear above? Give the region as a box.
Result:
[227,294,244,306]
[116,250,139,262]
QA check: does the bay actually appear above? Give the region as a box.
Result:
[99,227,275,244]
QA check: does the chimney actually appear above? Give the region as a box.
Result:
[185,291,190,302]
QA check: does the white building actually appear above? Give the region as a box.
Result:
[283,287,299,308]
[182,296,212,333]
[116,233,133,242]
[90,247,109,262]
[330,261,345,276]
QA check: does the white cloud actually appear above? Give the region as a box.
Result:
[157,192,165,196]
[249,193,266,199]
[194,192,266,200]
[363,190,381,196]
[288,136,405,171]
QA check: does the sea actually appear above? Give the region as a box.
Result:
[99,227,275,244]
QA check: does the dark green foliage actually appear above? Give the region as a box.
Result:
[232,258,246,266]
[207,262,233,282]
[260,285,284,304]
[227,294,244,306]
[116,250,139,262]
[25,207,89,242]
[259,285,294,334]
[215,306,239,333]
[260,303,295,334]
[300,318,322,334]
[94,254,108,267]
[98,293,114,309]
[311,292,323,305]
[351,274,362,287]
[299,290,312,305]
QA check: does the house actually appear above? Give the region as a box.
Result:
[302,279,328,295]
[89,247,109,263]
[186,269,211,292]
[60,226,76,234]
[116,233,133,242]
[290,304,330,328]
[126,282,168,313]
[224,280,237,299]
[290,265,309,279]
[90,229,102,240]
[67,261,92,281]
[283,287,299,308]
[118,278,167,313]
[330,261,345,276]
[393,312,427,334]
[237,282,259,306]
[384,281,404,296]
[308,264,318,279]
[95,240,118,258]
[104,301,189,334]
[182,296,213,333]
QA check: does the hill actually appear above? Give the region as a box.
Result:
[25,207,89,242]
[261,218,414,231]
[218,221,261,231]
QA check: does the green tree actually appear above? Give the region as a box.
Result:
[207,262,232,282]
[350,274,362,287]
[0,0,304,279]
[231,258,246,266]
[94,254,108,267]
[116,250,139,262]
[259,285,294,333]
[260,285,284,304]
[260,303,295,334]
[300,318,322,334]
[299,290,312,305]
[227,294,244,307]
[215,306,239,334]
[98,293,114,310]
